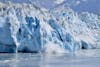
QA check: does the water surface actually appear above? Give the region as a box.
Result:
[0,49,100,67]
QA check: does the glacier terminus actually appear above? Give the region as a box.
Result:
[0,2,100,53]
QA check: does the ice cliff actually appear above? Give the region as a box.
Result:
[0,2,100,53]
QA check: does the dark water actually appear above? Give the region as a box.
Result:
[0,49,100,67]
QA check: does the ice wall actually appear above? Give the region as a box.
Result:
[50,5,100,50]
[0,2,100,53]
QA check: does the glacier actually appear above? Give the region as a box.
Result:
[0,2,100,53]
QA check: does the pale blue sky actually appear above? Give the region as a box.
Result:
[0,0,99,15]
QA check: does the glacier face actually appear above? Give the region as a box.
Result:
[0,2,100,53]
[50,5,100,49]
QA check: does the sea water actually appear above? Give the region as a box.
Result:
[0,49,100,67]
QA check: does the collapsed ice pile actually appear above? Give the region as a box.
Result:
[0,2,100,53]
